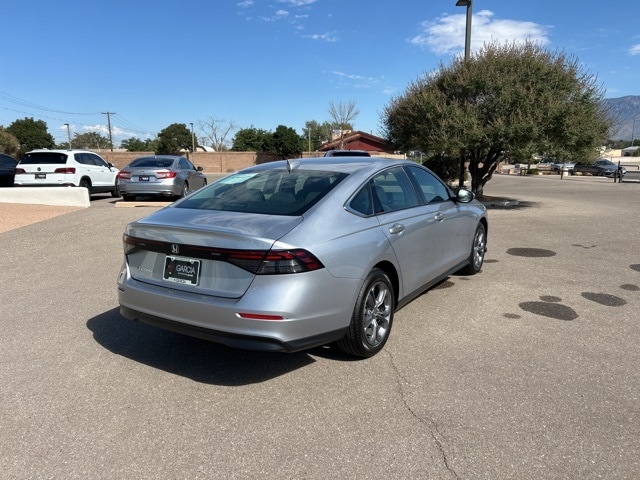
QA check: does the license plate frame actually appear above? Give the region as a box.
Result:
[35,173,46,179]
[139,175,150,182]
[163,256,201,285]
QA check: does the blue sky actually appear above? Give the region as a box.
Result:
[1,0,639,147]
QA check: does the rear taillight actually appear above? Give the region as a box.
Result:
[14,168,25,174]
[155,170,177,179]
[54,167,76,174]
[117,171,131,179]
[123,235,324,275]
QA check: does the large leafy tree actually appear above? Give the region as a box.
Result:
[231,126,274,152]
[272,125,303,159]
[121,137,158,152]
[156,123,192,155]
[302,120,336,151]
[0,127,20,155]
[382,42,610,196]
[70,132,110,150]
[5,117,55,155]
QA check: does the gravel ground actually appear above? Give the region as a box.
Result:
[0,203,83,233]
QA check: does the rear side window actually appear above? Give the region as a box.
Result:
[20,152,68,165]
[178,169,347,215]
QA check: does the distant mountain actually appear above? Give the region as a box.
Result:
[601,95,640,140]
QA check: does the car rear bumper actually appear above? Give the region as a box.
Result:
[118,182,181,196]
[119,306,347,352]
[117,264,359,352]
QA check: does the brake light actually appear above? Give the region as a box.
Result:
[14,168,25,174]
[155,170,177,179]
[123,235,324,275]
[118,171,131,179]
[54,167,76,174]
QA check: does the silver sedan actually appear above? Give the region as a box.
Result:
[117,155,207,201]
[117,157,488,358]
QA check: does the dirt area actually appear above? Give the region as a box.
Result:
[0,203,84,233]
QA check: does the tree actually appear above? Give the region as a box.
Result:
[121,137,158,152]
[272,125,303,159]
[5,117,55,155]
[0,127,20,156]
[302,120,336,151]
[156,123,192,155]
[71,132,111,150]
[328,100,360,148]
[231,126,274,152]
[382,42,610,196]
[197,117,237,151]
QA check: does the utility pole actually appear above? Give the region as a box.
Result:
[64,123,72,149]
[190,122,195,154]
[102,112,115,151]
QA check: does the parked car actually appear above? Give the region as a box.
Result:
[14,149,119,196]
[0,153,18,187]
[117,155,207,201]
[117,157,488,358]
[572,159,623,176]
[324,150,371,157]
[535,159,574,172]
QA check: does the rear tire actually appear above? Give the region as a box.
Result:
[79,178,91,192]
[337,268,394,358]
[460,223,486,275]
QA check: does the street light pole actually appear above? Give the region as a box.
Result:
[64,123,71,149]
[456,0,473,188]
[190,122,195,153]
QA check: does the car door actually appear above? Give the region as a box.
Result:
[369,166,442,297]
[180,157,205,189]
[404,165,473,275]
[88,153,115,187]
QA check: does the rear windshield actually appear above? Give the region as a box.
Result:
[128,158,174,168]
[326,151,370,157]
[177,169,347,216]
[20,152,68,165]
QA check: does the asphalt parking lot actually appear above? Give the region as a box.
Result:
[1,174,639,479]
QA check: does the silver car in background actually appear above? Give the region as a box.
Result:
[117,155,207,201]
[117,157,488,358]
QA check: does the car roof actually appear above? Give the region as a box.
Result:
[247,157,413,175]
[25,149,97,154]
[133,155,184,160]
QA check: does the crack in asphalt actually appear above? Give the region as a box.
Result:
[384,348,461,480]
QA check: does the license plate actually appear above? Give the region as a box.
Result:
[139,175,150,182]
[35,173,46,179]
[163,256,200,285]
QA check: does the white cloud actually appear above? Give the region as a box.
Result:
[237,0,253,7]
[629,44,640,55]
[411,10,550,56]
[278,0,318,5]
[303,32,338,42]
[332,71,387,91]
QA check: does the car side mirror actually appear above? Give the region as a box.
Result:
[197,166,203,171]
[456,188,474,203]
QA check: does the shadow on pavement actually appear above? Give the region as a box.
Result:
[87,308,319,385]
[479,195,537,209]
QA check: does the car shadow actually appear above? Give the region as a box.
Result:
[87,308,318,385]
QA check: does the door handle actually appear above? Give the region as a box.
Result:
[434,213,445,222]
[389,223,405,235]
